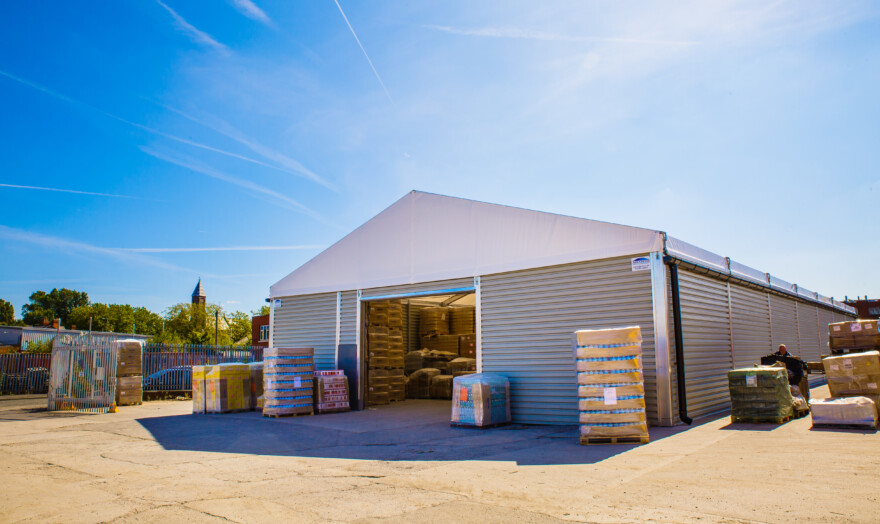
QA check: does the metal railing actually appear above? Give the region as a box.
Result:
[48,334,118,413]
[141,344,263,391]
[0,353,52,394]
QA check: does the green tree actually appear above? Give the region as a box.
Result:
[21,288,88,327]
[0,299,14,324]
[252,305,271,317]
[226,311,252,345]
[68,303,163,335]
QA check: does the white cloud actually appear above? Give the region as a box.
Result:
[229,0,274,27]
[156,0,227,51]
[425,25,699,46]
[0,183,142,200]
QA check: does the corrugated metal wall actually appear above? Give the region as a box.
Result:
[797,303,821,362]
[676,272,733,418]
[770,295,799,354]
[480,256,656,425]
[340,291,357,346]
[729,285,772,368]
[273,292,337,371]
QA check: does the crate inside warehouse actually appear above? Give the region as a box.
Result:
[115,339,143,406]
[727,366,794,423]
[314,370,350,414]
[263,347,314,417]
[366,300,405,405]
[828,320,880,354]
[572,326,649,445]
[450,373,511,428]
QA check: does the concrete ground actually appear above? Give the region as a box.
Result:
[0,386,877,524]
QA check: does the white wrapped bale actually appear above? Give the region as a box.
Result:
[810,397,878,428]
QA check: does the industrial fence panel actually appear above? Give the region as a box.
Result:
[48,335,119,413]
[0,353,52,394]
[141,344,263,391]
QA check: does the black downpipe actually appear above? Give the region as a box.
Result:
[665,257,693,425]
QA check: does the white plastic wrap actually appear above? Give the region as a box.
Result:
[810,397,878,428]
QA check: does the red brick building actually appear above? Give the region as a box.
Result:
[845,297,880,319]
[252,314,270,347]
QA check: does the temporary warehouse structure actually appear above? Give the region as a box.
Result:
[270,191,856,426]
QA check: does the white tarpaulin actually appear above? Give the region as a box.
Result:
[271,191,663,297]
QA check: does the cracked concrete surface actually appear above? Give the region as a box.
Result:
[0,388,877,523]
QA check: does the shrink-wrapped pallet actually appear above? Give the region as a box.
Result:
[451,373,511,427]
[207,363,251,413]
[727,366,794,422]
[822,351,880,404]
[430,374,454,399]
[192,365,208,414]
[448,357,476,374]
[116,375,143,406]
[810,397,878,428]
[407,368,440,399]
[116,339,143,377]
[249,362,263,411]
[573,326,648,444]
[314,370,350,414]
[450,306,475,334]
[420,307,450,335]
[263,347,314,417]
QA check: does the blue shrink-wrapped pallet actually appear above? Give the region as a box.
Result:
[450,373,511,427]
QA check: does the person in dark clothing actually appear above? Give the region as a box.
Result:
[761,344,809,400]
[775,344,790,357]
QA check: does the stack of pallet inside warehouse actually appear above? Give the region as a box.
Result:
[572,326,649,445]
[812,320,880,428]
[727,366,794,423]
[412,305,477,400]
[206,363,251,413]
[314,370,351,413]
[263,347,314,417]
[115,339,143,406]
[366,300,406,405]
[386,301,406,401]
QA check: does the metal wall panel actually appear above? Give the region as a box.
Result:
[770,295,799,354]
[817,308,834,354]
[729,285,772,368]
[340,291,357,346]
[676,271,733,418]
[272,292,337,371]
[797,303,821,362]
[480,256,657,425]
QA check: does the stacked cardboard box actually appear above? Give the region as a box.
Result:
[367,300,406,405]
[206,363,251,413]
[728,366,794,423]
[451,373,511,427]
[263,347,314,417]
[573,326,649,444]
[115,339,143,406]
[822,351,880,405]
[419,307,450,335]
[828,320,880,353]
[459,334,476,359]
[249,362,263,410]
[448,357,476,375]
[450,306,475,334]
[421,334,460,354]
[192,365,208,414]
[314,370,350,414]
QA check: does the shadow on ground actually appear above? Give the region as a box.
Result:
[137,399,709,466]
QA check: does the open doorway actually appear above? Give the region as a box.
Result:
[362,292,477,409]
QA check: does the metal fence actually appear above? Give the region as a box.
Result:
[141,343,263,391]
[48,334,118,413]
[0,353,52,394]
[0,343,263,395]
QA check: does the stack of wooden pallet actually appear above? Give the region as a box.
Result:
[367,300,406,404]
[572,326,649,445]
[263,347,314,417]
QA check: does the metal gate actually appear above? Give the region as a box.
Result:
[48,335,118,413]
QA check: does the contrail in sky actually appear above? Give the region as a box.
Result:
[0,69,324,187]
[333,0,393,102]
[230,0,275,28]
[156,0,228,51]
[0,183,142,199]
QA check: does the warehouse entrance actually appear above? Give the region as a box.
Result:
[361,291,477,409]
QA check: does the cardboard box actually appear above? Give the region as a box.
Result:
[115,375,142,406]
[315,373,350,413]
[419,307,450,335]
[192,365,208,414]
[206,364,251,413]
[459,335,476,358]
[116,339,143,377]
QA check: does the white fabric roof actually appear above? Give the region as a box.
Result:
[271,191,663,297]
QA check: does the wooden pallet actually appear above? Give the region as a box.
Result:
[731,414,792,424]
[451,421,512,429]
[811,423,877,430]
[580,435,649,445]
[262,411,313,418]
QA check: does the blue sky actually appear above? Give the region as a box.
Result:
[1,1,878,319]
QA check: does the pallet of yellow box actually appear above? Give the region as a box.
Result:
[192,365,209,414]
[573,326,649,445]
[206,364,251,413]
